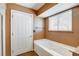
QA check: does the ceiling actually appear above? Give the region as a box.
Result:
[38,3,79,18]
[17,3,45,10]
[17,3,79,18]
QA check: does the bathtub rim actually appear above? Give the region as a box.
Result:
[34,39,78,55]
[34,41,64,56]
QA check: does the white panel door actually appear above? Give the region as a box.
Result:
[11,10,33,56]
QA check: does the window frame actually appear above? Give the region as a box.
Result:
[48,10,73,32]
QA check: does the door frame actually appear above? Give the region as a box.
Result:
[5,3,35,56]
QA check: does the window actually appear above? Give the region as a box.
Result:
[48,10,72,31]
[34,17,44,32]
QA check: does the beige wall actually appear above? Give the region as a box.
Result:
[33,32,45,40]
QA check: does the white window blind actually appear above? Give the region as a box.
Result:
[48,9,72,31]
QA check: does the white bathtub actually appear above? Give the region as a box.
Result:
[34,39,76,56]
